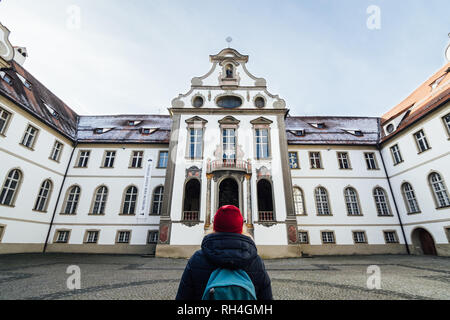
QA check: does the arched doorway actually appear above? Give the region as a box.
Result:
[411,228,437,256]
[257,179,274,221]
[219,178,239,209]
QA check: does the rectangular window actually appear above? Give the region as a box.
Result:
[103,151,116,168]
[321,231,335,244]
[390,144,403,165]
[337,152,351,169]
[298,232,309,244]
[289,152,299,169]
[255,128,269,159]
[85,231,99,244]
[442,113,450,137]
[413,130,430,153]
[445,227,450,243]
[188,128,203,159]
[223,128,236,160]
[76,150,90,168]
[130,151,143,168]
[56,231,70,243]
[147,231,159,244]
[21,124,38,149]
[365,152,378,170]
[384,231,398,244]
[158,151,169,168]
[353,231,367,244]
[0,108,11,135]
[117,231,131,244]
[0,225,5,242]
[309,152,322,169]
[50,141,63,162]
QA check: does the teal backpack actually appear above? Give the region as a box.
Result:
[202,268,257,300]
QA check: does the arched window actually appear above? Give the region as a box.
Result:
[92,186,108,215]
[151,186,164,215]
[401,183,420,213]
[0,169,22,206]
[373,187,391,216]
[293,187,305,215]
[429,173,450,208]
[34,179,53,212]
[257,179,274,221]
[344,187,361,216]
[183,179,201,221]
[122,186,138,215]
[315,187,331,215]
[63,186,80,215]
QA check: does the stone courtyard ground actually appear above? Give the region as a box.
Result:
[0,253,449,300]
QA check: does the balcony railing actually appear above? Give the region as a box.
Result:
[258,211,274,222]
[207,159,252,174]
[183,211,200,222]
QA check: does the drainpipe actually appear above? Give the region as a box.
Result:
[377,144,410,255]
[43,140,78,253]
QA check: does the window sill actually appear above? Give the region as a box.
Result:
[377,214,394,217]
[18,143,35,151]
[407,211,422,215]
[48,157,61,163]
[417,147,432,155]
[436,205,450,210]
[347,214,364,217]
[317,214,333,217]
[0,203,15,208]
[128,167,143,169]
[119,214,136,216]
[32,209,47,214]
[59,213,77,216]
[88,213,106,216]
[393,161,404,166]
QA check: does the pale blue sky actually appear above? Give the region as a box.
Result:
[0,0,449,117]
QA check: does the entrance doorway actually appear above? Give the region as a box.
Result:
[219,178,239,209]
[411,228,437,256]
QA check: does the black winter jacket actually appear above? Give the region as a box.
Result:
[175,232,273,300]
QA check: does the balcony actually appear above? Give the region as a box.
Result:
[181,211,200,227]
[258,211,274,222]
[207,159,252,174]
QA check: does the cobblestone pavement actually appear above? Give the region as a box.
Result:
[0,254,449,300]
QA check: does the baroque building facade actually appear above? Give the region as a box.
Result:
[0,23,449,258]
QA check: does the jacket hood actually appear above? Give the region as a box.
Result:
[201,233,258,269]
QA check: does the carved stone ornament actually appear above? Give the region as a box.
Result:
[256,166,271,179]
[0,23,14,62]
[171,95,185,108]
[186,166,202,179]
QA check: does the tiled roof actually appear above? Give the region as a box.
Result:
[285,116,380,145]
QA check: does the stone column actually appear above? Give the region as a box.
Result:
[245,173,254,231]
[205,173,213,230]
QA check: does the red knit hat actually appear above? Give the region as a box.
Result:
[213,205,243,234]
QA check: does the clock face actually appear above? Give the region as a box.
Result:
[446,44,450,62]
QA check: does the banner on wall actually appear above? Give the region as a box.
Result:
[138,157,154,220]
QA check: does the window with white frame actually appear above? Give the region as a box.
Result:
[315,187,331,215]
[429,172,450,208]
[158,151,169,168]
[117,231,130,244]
[188,128,203,159]
[255,128,270,159]
[353,231,367,244]
[390,144,403,165]
[223,128,236,160]
[413,130,430,153]
[442,113,450,137]
[293,187,305,215]
[298,232,309,244]
[76,150,90,168]
[0,169,22,206]
[364,152,378,170]
[50,141,63,162]
[337,152,351,169]
[102,151,116,168]
[92,186,108,215]
[21,124,38,149]
[33,179,52,212]
[289,152,299,169]
[56,230,70,243]
[373,187,392,216]
[401,183,420,214]
[130,151,143,168]
[384,231,398,243]
[309,152,322,169]
[63,186,81,215]
[344,187,361,216]
[147,231,159,244]
[0,108,11,135]
[85,231,99,244]
[321,231,335,244]
[151,186,164,215]
[122,186,138,215]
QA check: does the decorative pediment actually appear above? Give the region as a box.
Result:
[185,116,208,126]
[0,23,14,62]
[250,117,273,125]
[218,116,240,125]
[210,48,249,64]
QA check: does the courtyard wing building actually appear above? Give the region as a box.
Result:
[0,24,449,258]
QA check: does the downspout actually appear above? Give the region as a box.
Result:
[377,143,410,255]
[43,139,78,253]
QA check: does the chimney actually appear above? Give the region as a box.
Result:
[13,46,27,66]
